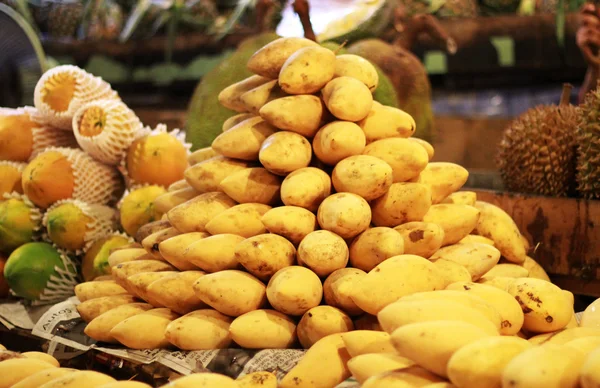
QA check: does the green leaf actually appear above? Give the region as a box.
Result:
[119,0,152,42]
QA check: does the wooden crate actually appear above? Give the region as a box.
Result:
[473,189,600,297]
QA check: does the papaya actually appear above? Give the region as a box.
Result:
[125,127,189,188]
[44,200,117,252]
[119,185,166,237]
[82,234,132,281]
[22,150,75,209]
[0,196,41,254]
[0,162,25,196]
[0,108,35,162]
[4,242,77,301]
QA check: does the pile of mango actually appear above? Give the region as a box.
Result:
[0,65,190,303]
[0,341,282,388]
[68,37,600,388]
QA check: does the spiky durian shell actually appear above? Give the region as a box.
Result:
[497,103,579,197]
[577,87,600,199]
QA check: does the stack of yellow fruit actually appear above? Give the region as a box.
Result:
[0,340,280,388]
[69,37,600,388]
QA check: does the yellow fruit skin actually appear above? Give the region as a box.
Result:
[501,344,585,388]
[11,368,76,388]
[447,336,532,388]
[446,281,524,336]
[0,358,56,388]
[341,330,395,357]
[119,185,166,237]
[81,235,131,281]
[279,333,352,388]
[0,112,34,162]
[348,353,415,384]
[126,133,188,187]
[391,320,493,378]
[506,278,572,333]
[22,151,74,208]
[581,347,600,388]
[0,198,39,254]
[237,371,278,388]
[45,202,92,251]
[0,163,24,195]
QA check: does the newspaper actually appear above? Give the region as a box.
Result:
[0,299,54,330]
[27,298,359,384]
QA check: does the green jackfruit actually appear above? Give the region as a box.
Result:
[186,32,280,151]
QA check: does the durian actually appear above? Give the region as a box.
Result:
[497,84,579,197]
[576,83,600,199]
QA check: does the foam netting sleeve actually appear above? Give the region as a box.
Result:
[42,198,118,255]
[1,191,43,239]
[46,147,124,206]
[32,65,120,130]
[118,124,192,188]
[72,99,144,165]
[31,248,81,306]
[0,160,27,174]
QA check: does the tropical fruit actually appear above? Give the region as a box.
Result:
[348,39,434,142]
[317,0,395,43]
[497,84,579,197]
[0,161,25,195]
[123,125,189,188]
[0,194,42,254]
[43,199,116,252]
[4,242,77,302]
[118,185,166,236]
[577,82,600,199]
[186,32,280,150]
[0,255,9,298]
[32,64,119,130]
[0,107,77,163]
[81,233,132,281]
[22,147,124,209]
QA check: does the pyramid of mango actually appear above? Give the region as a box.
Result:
[0,65,191,304]
[64,37,600,388]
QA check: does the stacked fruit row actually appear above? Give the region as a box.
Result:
[0,65,190,304]
[68,37,600,388]
[0,341,279,387]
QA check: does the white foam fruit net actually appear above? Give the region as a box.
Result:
[73,99,144,165]
[33,65,120,130]
[32,248,80,305]
[118,124,192,188]
[45,147,124,206]
[42,198,118,254]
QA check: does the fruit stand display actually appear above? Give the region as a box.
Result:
[1,34,600,388]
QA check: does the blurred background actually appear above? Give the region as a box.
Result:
[0,0,590,182]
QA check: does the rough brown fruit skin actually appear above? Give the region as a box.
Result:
[347,39,434,143]
[577,86,600,199]
[496,102,579,197]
